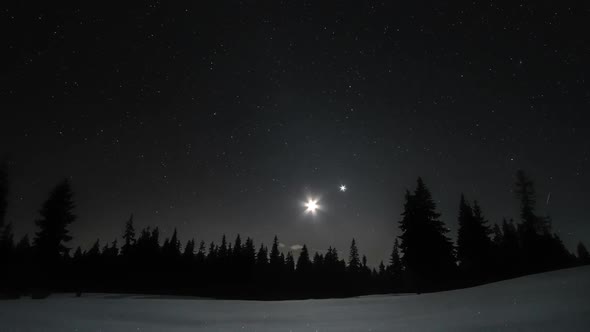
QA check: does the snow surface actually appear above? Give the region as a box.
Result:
[1,266,589,331]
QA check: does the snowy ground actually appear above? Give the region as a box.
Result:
[1,266,589,331]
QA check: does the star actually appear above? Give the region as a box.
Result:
[339,184,347,192]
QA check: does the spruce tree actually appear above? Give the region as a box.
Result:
[256,244,268,266]
[233,234,242,257]
[514,171,570,273]
[296,245,311,273]
[112,239,120,256]
[183,239,195,260]
[398,178,456,291]
[456,196,492,282]
[196,240,206,263]
[515,170,543,232]
[121,214,136,256]
[269,235,282,270]
[150,227,160,255]
[218,235,228,260]
[243,237,256,267]
[285,252,295,274]
[378,261,386,277]
[500,218,520,276]
[389,239,402,279]
[456,194,474,267]
[313,252,324,269]
[491,223,503,246]
[348,238,360,273]
[72,246,83,261]
[34,179,76,262]
[207,242,218,264]
[87,239,101,258]
[168,228,181,257]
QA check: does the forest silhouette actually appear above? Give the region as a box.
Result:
[0,163,588,299]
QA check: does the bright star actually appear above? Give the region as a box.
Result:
[304,198,320,215]
[339,184,347,192]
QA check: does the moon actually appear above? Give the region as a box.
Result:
[304,198,320,215]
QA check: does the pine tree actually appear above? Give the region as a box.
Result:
[34,179,76,262]
[398,178,456,291]
[121,214,136,256]
[348,238,360,273]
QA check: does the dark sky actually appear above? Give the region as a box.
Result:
[2,1,589,265]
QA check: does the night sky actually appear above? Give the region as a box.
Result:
[2,2,589,266]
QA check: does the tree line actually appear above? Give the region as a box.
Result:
[0,163,589,299]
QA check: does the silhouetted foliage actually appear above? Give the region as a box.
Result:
[0,172,582,299]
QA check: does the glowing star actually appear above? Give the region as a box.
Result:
[304,198,320,215]
[339,184,347,192]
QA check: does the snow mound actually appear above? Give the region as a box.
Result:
[1,266,589,331]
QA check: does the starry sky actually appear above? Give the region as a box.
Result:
[2,1,589,265]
